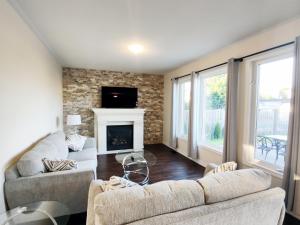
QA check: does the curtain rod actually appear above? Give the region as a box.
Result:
[240,41,294,60]
[172,41,295,80]
[172,62,228,80]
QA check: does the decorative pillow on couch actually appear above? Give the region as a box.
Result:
[42,158,77,172]
[66,134,87,152]
[205,161,238,176]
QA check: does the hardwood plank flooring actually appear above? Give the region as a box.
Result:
[284,213,300,225]
[69,144,299,225]
[97,144,205,183]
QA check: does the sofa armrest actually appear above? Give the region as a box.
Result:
[5,164,20,181]
[84,137,96,149]
[5,168,95,213]
[87,180,105,225]
[278,203,286,225]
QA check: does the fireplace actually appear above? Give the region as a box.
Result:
[92,108,145,154]
[107,125,134,151]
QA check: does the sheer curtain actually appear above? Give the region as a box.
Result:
[283,36,300,212]
[188,72,199,159]
[223,58,240,163]
[170,78,179,148]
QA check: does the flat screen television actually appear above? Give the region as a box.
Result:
[101,86,138,108]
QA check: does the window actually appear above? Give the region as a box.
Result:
[177,77,191,138]
[253,55,294,171]
[198,67,227,151]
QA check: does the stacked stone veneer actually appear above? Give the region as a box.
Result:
[63,68,164,144]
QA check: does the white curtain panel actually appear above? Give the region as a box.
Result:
[283,36,300,212]
[188,72,199,159]
[170,78,179,148]
[223,59,240,163]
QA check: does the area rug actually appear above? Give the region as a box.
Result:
[115,150,157,166]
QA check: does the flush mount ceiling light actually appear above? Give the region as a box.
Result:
[128,44,144,54]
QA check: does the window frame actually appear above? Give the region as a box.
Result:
[197,65,227,153]
[245,47,294,175]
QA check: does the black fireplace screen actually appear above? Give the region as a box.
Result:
[107,125,133,151]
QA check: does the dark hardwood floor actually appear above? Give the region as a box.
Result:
[69,144,299,225]
[284,214,300,225]
[97,144,205,183]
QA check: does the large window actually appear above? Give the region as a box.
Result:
[253,55,294,171]
[177,77,191,138]
[198,67,227,151]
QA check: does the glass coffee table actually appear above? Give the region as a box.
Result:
[0,201,70,225]
[122,152,149,185]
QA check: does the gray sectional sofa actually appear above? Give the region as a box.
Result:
[4,131,97,214]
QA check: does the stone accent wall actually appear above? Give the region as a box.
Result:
[63,68,164,144]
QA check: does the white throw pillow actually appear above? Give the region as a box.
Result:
[66,134,87,152]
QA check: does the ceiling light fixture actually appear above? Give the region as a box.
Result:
[128,44,144,54]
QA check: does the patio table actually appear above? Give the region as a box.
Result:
[265,135,287,160]
[265,135,287,142]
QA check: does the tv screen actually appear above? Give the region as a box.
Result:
[101,86,138,108]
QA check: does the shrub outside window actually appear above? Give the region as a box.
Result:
[198,67,227,151]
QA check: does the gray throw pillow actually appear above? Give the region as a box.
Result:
[17,141,59,177]
[44,131,69,159]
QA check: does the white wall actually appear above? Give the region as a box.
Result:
[163,16,300,216]
[0,0,63,212]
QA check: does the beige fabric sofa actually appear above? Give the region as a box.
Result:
[87,169,285,225]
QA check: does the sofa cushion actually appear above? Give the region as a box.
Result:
[43,131,68,159]
[197,169,271,204]
[126,188,285,225]
[83,137,96,149]
[77,160,97,171]
[94,180,205,225]
[68,148,97,161]
[17,141,59,177]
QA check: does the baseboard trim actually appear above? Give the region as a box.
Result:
[162,142,207,168]
[286,210,300,220]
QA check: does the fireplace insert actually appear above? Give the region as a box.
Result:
[107,125,133,151]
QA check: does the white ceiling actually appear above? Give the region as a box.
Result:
[10,0,300,74]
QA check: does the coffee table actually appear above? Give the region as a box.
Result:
[122,152,149,185]
[0,201,70,225]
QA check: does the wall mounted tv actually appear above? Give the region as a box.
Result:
[101,86,138,108]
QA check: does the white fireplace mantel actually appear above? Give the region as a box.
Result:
[92,108,145,154]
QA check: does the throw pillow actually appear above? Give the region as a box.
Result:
[206,161,238,176]
[100,176,139,192]
[66,134,87,152]
[42,158,77,172]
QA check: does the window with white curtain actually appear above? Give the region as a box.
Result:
[252,54,294,172]
[177,77,191,139]
[197,66,227,151]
